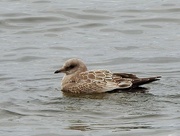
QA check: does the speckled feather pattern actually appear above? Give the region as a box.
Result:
[62,70,133,93]
[55,58,161,94]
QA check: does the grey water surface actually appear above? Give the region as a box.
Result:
[0,0,180,136]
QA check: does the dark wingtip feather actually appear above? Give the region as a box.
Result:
[132,76,161,87]
[154,76,161,81]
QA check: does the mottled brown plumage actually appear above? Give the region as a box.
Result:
[54,58,161,94]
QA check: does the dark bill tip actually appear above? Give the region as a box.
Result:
[54,70,61,74]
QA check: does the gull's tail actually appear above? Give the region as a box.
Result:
[132,76,161,88]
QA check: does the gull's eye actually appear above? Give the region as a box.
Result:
[69,65,75,69]
[67,64,76,70]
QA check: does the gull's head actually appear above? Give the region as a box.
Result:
[54,58,87,75]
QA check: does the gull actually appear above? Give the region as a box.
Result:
[54,58,161,94]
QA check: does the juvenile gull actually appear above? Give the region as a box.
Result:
[54,58,161,94]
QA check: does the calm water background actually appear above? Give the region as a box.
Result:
[0,0,180,136]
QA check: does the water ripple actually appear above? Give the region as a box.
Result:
[125,18,180,24]
[5,16,66,24]
[76,23,106,28]
[16,27,71,34]
[118,8,180,13]
[16,56,45,62]
[140,57,180,63]
[53,10,114,20]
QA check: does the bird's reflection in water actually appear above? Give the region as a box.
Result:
[63,87,149,99]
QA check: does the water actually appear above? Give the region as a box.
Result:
[0,0,180,135]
